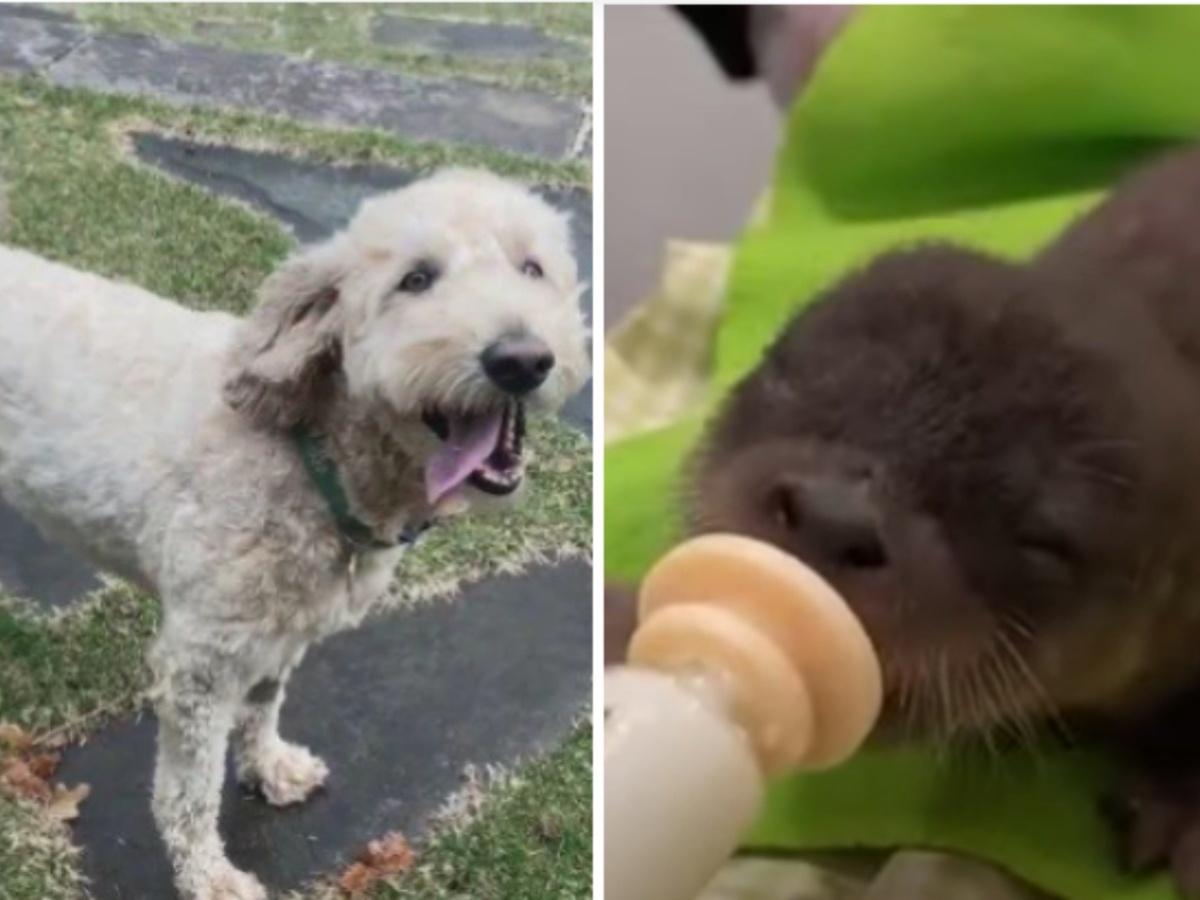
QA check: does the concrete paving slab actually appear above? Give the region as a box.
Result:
[131,133,593,285]
[371,16,584,62]
[0,14,84,75]
[57,559,592,898]
[0,3,76,23]
[42,31,581,157]
[0,498,100,607]
[135,132,404,244]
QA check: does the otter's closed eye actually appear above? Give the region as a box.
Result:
[520,258,544,278]
[1016,530,1081,577]
[398,261,439,294]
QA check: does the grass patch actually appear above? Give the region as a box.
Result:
[395,4,591,40]
[0,796,84,900]
[56,3,590,100]
[364,724,592,900]
[0,76,585,308]
[0,586,159,737]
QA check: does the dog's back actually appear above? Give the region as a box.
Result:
[0,244,239,580]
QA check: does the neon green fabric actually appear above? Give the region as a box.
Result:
[605,7,1200,898]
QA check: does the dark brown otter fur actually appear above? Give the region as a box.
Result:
[680,145,1200,895]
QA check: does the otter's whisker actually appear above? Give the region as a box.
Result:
[935,651,956,753]
[984,643,1041,755]
[996,620,1072,744]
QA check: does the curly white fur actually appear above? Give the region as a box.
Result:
[0,169,588,900]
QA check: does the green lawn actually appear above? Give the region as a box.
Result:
[0,796,85,900]
[0,8,592,890]
[0,585,159,737]
[53,3,591,100]
[294,725,593,899]
[380,725,593,900]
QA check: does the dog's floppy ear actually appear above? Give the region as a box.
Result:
[223,240,347,429]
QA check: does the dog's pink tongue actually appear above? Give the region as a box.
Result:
[425,412,502,504]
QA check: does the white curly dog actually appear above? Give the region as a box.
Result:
[0,169,589,899]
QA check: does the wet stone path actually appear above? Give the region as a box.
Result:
[58,561,591,898]
[0,4,588,159]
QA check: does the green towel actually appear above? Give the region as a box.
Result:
[605,7,1200,898]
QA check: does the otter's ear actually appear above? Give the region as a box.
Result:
[222,241,347,429]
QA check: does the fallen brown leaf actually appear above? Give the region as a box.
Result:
[26,752,60,781]
[359,832,415,873]
[337,831,415,895]
[45,783,91,822]
[1,758,52,803]
[0,729,89,824]
[337,862,376,896]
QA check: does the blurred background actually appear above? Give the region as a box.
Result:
[605,5,778,329]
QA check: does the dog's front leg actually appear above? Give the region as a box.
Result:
[152,663,266,900]
[232,660,329,807]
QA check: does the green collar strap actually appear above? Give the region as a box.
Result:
[290,425,431,552]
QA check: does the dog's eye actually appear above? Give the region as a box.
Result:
[520,259,544,279]
[398,262,438,294]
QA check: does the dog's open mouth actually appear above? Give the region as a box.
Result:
[421,402,526,504]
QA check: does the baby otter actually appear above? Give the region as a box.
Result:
[664,145,1200,896]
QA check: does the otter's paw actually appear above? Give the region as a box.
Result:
[180,858,267,900]
[240,740,329,807]
[1105,774,1200,898]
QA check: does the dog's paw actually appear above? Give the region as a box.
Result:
[180,859,267,900]
[1104,773,1200,899]
[241,740,329,807]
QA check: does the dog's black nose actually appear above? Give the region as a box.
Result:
[481,336,555,395]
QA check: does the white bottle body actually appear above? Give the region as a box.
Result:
[604,666,764,900]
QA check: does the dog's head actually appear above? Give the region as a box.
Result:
[223,168,589,506]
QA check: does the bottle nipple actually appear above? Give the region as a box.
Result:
[631,533,883,772]
[605,534,883,900]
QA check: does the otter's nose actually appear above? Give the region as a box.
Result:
[481,335,555,396]
[771,475,888,570]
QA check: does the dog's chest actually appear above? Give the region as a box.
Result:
[290,544,408,639]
